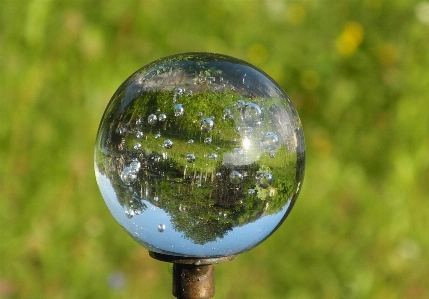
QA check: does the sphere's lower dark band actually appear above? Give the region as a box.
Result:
[149,251,237,265]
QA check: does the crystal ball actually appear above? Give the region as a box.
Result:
[94,53,305,257]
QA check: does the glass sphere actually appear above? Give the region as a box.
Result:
[94,53,305,257]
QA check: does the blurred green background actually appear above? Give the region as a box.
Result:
[1,0,429,298]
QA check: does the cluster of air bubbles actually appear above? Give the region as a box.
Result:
[209,153,218,160]
[133,142,141,150]
[158,113,167,122]
[223,109,233,120]
[136,131,143,138]
[130,161,141,170]
[158,224,166,233]
[125,209,134,219]
[163,139,173,149]
[118,126,127,135]
[242,102,263,126]
[236,99,246,109]
[120,161,141,185]
[172,87,193,101]
[248,189,257,195]
[148,114,157,125]
[201,118,214,132]
[174,104,184,117]
[256,171,273,188]
[124,192,147,219]
[218,211,228,218]
[207,76,216,83]
[175,87,185,96]
[195,76,215,85]
[186,153,196,163]
[261,132,280,151]
[229,170,243,184]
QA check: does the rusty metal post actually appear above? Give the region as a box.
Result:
[150,252,236,299]
[173,263,215,299]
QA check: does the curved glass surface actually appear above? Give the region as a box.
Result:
[94,52,305,257]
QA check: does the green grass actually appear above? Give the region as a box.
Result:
[1,0,429,298]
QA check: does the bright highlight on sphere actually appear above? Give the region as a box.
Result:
[94,52,305,257]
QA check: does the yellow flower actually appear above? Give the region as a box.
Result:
[336,21,364,56]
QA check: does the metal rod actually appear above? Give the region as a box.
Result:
[173,263,215,299]
[149,252,236,299]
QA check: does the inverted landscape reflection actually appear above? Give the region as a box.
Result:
[94,53,305,257]
[96,171,291,256]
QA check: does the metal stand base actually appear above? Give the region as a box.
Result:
[149,252,236,299]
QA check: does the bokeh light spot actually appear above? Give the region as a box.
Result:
[286,4,307,25]
[336,21,364,56]
[415,2,429,24]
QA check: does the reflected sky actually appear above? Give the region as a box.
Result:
[96,170,291,257]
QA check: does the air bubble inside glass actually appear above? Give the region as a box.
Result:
[94,52,305,257]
